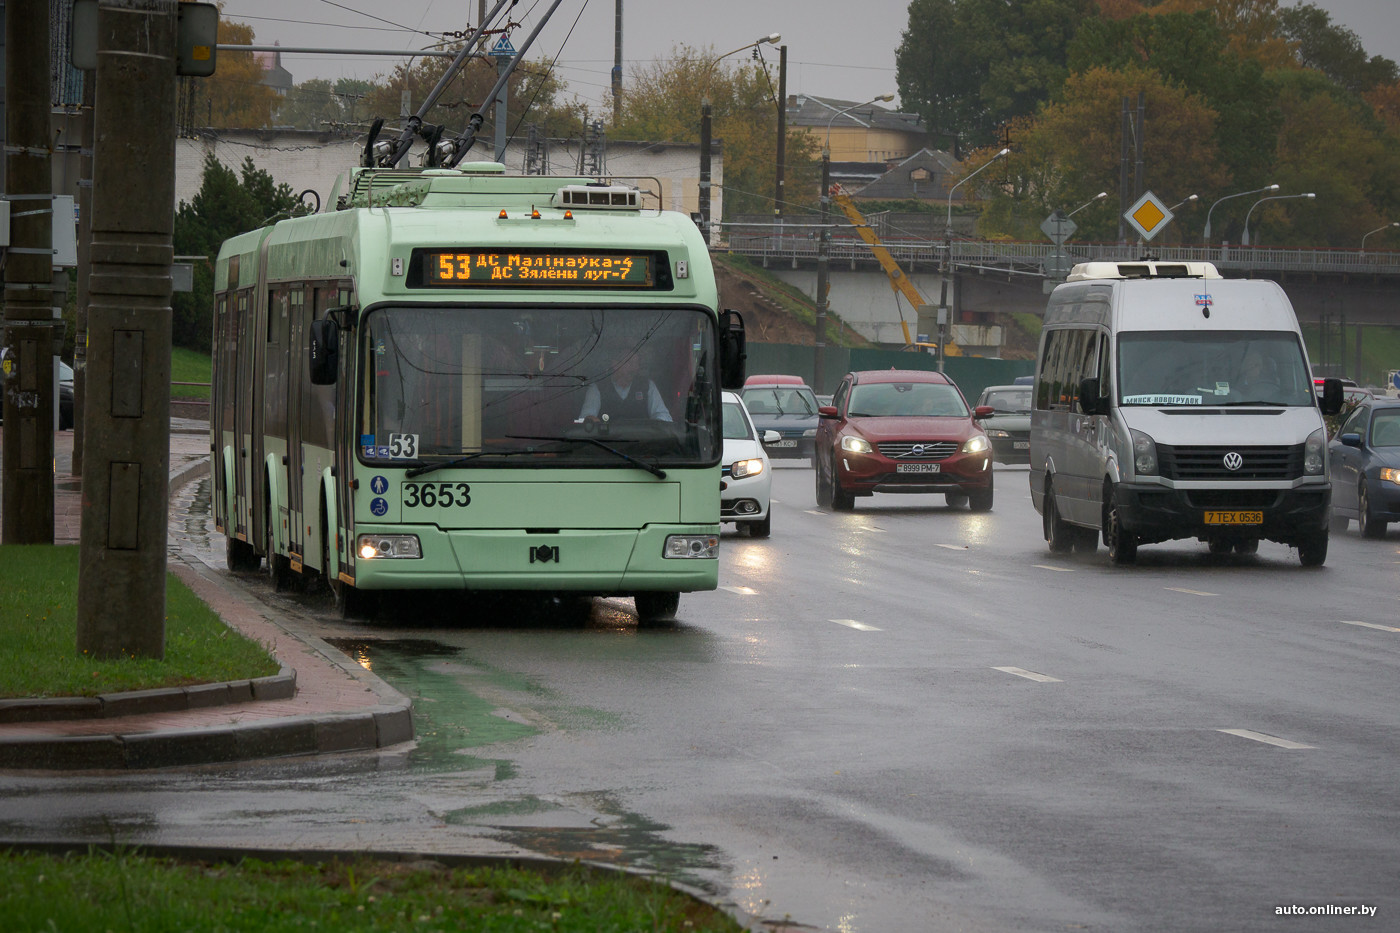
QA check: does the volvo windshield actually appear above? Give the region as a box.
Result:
[1118,331,1313,407]
[357,306,721,466]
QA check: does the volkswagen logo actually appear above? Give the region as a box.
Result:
[1223,451,1244,471]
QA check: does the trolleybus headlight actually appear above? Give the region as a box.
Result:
[730,458,765,479]
[962,435,990,454]
[1130,429,1158,476]
[840,435,873,454]
[1304,428,1326,475]
[664,534,719,559]
[357,534,422,559]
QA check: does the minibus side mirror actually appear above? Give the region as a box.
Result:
[1078,377,1107,416]
[1319,378,1344,416]
[719,309,747,389]
[309,318,339,385]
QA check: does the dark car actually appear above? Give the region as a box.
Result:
[1328,397,1400,538]
[740,375,820,460]
[58,360,74,430]
[814,369,994,511]
[975,384,1031,464]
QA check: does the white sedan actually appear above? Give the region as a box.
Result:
[721,390,776,537]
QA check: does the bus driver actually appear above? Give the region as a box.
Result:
[578,346,673,423]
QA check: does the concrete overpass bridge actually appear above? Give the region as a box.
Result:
[724,231,1400,376]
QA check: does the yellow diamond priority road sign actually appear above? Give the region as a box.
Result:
[1125,190,1174,241]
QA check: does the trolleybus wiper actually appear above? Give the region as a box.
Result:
[404,448,535,478]
[508,434,668,480]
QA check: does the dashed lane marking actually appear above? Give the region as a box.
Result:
[1165,586,1218,597]
[720,586,758,596]
[831,619,882,631]
[1341,620,1400,633]
[1217,728,1314,749]
[1033,564,1075,572]
[993,666,1062,683]
[935,543,967,550]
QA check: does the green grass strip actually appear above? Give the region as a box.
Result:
[0,849,746,932]
[0,545,278,698]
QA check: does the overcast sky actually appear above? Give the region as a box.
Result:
[221,0,1400,115]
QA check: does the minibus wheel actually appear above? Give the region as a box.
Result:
[1297,532,1328,567]
[1104,491,1138,565]
[1042,478,1073,553]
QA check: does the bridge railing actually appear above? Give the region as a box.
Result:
[721,228,1400,277]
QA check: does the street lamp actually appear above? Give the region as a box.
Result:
[813,93,895,393]
[697,33,781,242]
[1067,191,1108,218]
[1169,194,1198,212]
[945,147,1010,238]
[1204,184,1278,243]
[1361,221,1400,252]
[1241,192,1315,246]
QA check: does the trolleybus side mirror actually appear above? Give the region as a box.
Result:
[719,309,746,390]
[309,318,339,385]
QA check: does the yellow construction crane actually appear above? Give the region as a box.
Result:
[830,185,962,356]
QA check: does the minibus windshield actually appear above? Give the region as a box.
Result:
[1118,331,1313,407]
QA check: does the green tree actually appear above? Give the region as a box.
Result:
[274,79,342,131]
[896,0,1095,151]
[980,66,1228,242]
[171,155,298,351]
[1278,2,1398,94]
[1067,10,1280,200]
[611,45,819,220]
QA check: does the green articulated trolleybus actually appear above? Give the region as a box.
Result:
[211,162,746,621]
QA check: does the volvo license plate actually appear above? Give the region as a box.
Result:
[1204,511,1263,525]
[896,463,940,473]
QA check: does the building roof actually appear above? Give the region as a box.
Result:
[850,148,965,202]
[786,95,926,135]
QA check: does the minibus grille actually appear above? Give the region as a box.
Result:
[878,441,958,460]
[1158,444,1303,480]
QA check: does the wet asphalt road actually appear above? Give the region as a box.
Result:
[3,461,1399,931]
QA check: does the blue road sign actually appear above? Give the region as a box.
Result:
[491,35,516,57]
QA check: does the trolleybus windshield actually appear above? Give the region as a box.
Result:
[357,305,721,466]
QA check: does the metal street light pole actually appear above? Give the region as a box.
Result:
[1241,192,1315,246]
[697,33,780,243]
[813,94,895,393]
[1169,193,1198,212]
[1204,184,1278,244]
[938,146,1008,372]
[1361,221,1400,252]
[1067,191,1108,218]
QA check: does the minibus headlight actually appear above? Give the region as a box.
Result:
[664,534,719,559]
[841,435,873,454]
[356,534,421,559]
[1130,429,1158,476]
[1304,428,1326,475]
[730,458,765,479]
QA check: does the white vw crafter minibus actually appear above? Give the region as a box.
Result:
[1030,261,1344,566]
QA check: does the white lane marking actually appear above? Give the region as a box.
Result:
[1342,620,1400,633]
[804,509,825,516]
[993,666,1063,683]
[935,543,967,550]
[1033,564,1076,572]
[1217,729,1314,750]
[831,619,883,631]
[1165,586,1218,597]
[720,586,758,596]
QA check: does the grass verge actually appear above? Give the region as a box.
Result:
[0,849,746,932]
[170,346,212,399]
[0,545,278,698]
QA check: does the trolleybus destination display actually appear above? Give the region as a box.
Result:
[414,248,657,288]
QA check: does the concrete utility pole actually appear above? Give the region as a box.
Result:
[73,79,97,475]
[774,45,786,219]
[813,153,831,394]
[612,0,623,127]
[76,0,179,660]
[2,0,56,544]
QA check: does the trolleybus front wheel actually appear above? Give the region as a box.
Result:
[633,591,680,624]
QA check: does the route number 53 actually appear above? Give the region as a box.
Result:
[388,433,418,459]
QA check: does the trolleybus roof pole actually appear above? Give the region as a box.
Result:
[442,0,566,168]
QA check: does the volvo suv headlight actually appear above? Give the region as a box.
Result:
[962,435,990,454]
[841,435,873,454]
